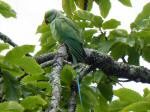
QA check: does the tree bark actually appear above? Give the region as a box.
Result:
[45,45,67,112]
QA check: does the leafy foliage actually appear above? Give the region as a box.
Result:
[102,19,120,29]
[0,101,24,112]
[95,0,111,18]
[0,0,16,18]
[3,72,21,101]
[21,96,47,111]
[0,0,150,111]
[36,23,56,55]
[118,0,132,7]
[62,0,76,16]
[131,2,150,30]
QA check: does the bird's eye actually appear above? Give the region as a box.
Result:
[45,18,49,24]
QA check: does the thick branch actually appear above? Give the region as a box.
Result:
[85,48,150,83]
[46,45,67,112]
[37,48,150,84]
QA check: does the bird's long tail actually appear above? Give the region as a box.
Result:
[72,54,83,107]
[65,39,86,106]
[76,75,83,106]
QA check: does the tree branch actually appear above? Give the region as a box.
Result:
[85,48,150,83]
[0,32,18,47]
[36,48,150,84]
[45,45,67,112]
[40,58,56,68]
[35,52,56,64]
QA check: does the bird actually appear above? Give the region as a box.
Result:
[44,9,86,105]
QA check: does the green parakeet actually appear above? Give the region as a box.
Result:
[44,9,86,105]
[44,9,86,63]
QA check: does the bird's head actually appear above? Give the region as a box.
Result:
[44,9,58,24]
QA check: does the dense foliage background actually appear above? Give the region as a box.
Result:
[0,0,150,112]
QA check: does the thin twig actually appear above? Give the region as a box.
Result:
[63,59,72,65]
[35,52,56,64]
[0,32,18,47]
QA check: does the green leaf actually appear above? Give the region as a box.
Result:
[0,62,24,77]
[102,19,120,29]
[62,0,76,16]
[21,82,51,97]
[83,29,97,42]
[74,10,92,20]
[15,57,44,75]
[91,34,105,48]
[95,0,111,18]
[109,29,128,39]
[76,104,83,112]
[21,96,47,110]
[0,101,24,112]
[36,43,56,55]
[121,101,150,112]
[5,45,34,62]
[114,88,142,103]
[74,10,103,27]
[128,47,140,65]
[36,23,56,55]
[115,37,135,47]
[144,93,150,102]
[131,30,150,46]
[40,31,55,46]
[93,70,105,83]
[143,88,150,97]
[82,75,93,85]
[61,65,76,86]
[75,21,94,28]
[33,81,51,93]
[118,0,132,7]
[94,93,109,112]
[36,23,50,34]
[111,43,128,60]
[99,36,135,54]
[98,82,113,101]
[75,0,93,11]
[22,74,47,83]
[142,45,150,62]
[81,84,99,109]
[131,2,150,30]
[5,45,44,75]
[3,72,21,101]
[0,43,9,52]
[98,40,116,53]
[92,15,103,27]
[0,0,16,18]
[126,37,136,47]
[109,100,129,112]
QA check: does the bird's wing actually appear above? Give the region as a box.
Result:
[54,17,86,62]
[54,17,84,43]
